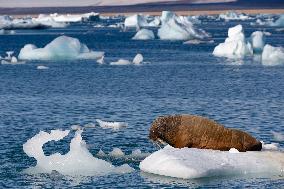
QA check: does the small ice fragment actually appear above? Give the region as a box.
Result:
[84,123,96,128]
[133,53,143,65]
[250,31,265,53]
[96,119,128,130]
[97,149,106,157]
[37,65,49,70]
[132,29,155,40]
[109,148,125,157]
[71,125,82,131]
[110,59,132,65]
[229,148,240,153]
[97,55,104,64]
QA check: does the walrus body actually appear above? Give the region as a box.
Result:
[149,115,262,152]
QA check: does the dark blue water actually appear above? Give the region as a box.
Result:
[0,16,284,188]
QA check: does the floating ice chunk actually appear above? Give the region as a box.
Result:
[133,53,143,65]
[140,145,284,179]
[219,11,252,21]
[183,39,214,45]
[250,31,265,53]
[71,125,82,131]
[270,15,284,27]
[110,53,143,65]
[23,129,134,176]
[97,149,106,157]
[213,25,253,59]
[44,12,100,23]
[124,14,148,28]
[96,55,105,64]
[1,55,25,65]
[96,119,128,130]
[33,15,68,28]
[261,141,279,151]
[109,148,125,157]
[110,59,132,65]
[229,148,240,153]
[84,123,96,128]
[271,131,284,142]
[18,36,104,61]
[132,29,155,40]
[37,65,49,70]
[129,149,150,159]
[158,11,209,41]
[261,44,284,66]
[0,15,50,29]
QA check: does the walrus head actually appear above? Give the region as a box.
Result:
[149,115,182,147]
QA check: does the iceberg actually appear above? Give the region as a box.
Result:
[250,31,265,53]
[262,44,284,66]
[158,11,209,41]
[124,14,148,28]
[96,119,128,130]
[132,29,155,40]
[18,36,104,61]
[213,25,253,59]
[42,12,100,23]
[23,129,134,176]
[140,145,284,179]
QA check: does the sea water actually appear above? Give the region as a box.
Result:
[0,16,283,188]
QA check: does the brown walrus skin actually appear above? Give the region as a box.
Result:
[149,115,262,152]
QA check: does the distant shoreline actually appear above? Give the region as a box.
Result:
[9,9,284,18]
[1,2,284,16]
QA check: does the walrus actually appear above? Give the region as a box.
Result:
[149,115,262,152]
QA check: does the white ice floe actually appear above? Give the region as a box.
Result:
[250,31,265,53]
[96,119,128,130]
[37,65,49,70]
[229,148,240,153]
[18,36,104,61]
[218,11,252,21]
[39,12,100,23]
[213,24,253,59]
[261,44,284,66]
[124,14,149,28]
[270,15,284,27]
[158,11,209,41]
[132,29,155,40]
[110,53,143,65]
[109,148,125,157]
[23,129,134,176]
[183,39,214,45]
[140,145,284,179]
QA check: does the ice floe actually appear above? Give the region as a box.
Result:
[18,36,104,61]
[37,12,100,23]
[158,11,209,41]
[250,31,265,53]
[140,145,284,179]
[132,29,155,40]
[261,44,284,66]
[23,129,134,176]
[218,11,252,21]
[96,119,128,130]
[213,24,253,59]
[109,148,125,157]
[124,14,149,28]
[110,53,144,65]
